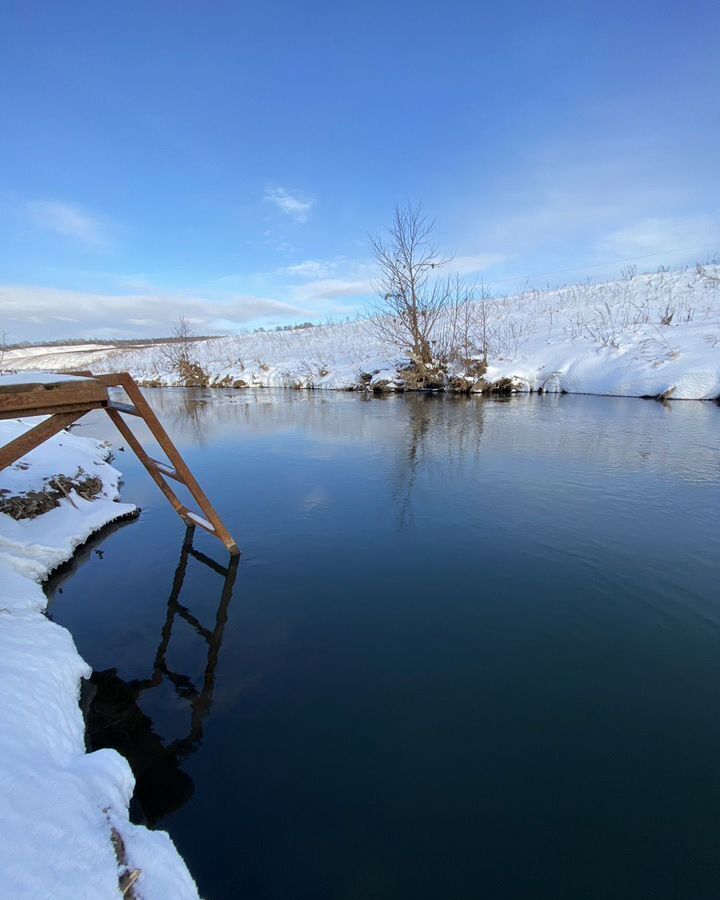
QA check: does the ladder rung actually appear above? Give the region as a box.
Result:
[182,510,216,533]
[108,400,141,416]
[175,605,213,642]
[146,457,184,482]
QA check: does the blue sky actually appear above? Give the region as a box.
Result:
[1,0,719,341]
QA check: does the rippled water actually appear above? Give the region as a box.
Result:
[47,390,720,899]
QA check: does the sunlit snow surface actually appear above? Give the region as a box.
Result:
[5,266,720,399]
[0,419,200,900]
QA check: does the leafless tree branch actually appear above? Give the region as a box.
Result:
[369,203,454,366]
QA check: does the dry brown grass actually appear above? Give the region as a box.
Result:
[0,469,104,520]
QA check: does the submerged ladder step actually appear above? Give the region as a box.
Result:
[146,457,185,483]
[107,400,141,417]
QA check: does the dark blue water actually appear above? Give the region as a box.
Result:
[47,390,720,899]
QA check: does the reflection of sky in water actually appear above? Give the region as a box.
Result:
[302,486,332,512]
[99,388,720,484]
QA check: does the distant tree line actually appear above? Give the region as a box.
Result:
[252,322,315,333]
[3,334,219,350]
[4,321,320,351]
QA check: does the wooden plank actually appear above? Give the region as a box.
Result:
[0,412,83,470]
[0,381,48,394]
[0,379,106,402]
[86,373,126,388]
[0,376,98,395]
[0,401,104,421]
[0,381,107,415]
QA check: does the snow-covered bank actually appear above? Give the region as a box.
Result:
[0,420,200,899]
[5,264,720,399]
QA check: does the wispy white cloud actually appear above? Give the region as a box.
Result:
[0,283,314,340]
[596,215,720,259]
[291,277,373,303]
[447,253,509,276]
[277,259,336,279]
[264,186,315,223]
[26,200,111,248]
[282,255,504,302]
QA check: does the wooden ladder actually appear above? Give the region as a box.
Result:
[0,371,238,555]
[92,373,239,556]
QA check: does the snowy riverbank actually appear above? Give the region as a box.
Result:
[4,265,720,400]
[0,420,200,899]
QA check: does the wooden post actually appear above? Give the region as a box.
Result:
[0,411,82,470]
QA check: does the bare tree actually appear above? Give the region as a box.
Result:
[174,315,194,367]
[160,315,195,370]
[0,331,8,371]
[369,203,453,367]
[159,316,209,386]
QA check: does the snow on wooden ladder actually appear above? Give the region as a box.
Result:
[146,457,184,482]
[184,511,216,532]
[107,399,142,416]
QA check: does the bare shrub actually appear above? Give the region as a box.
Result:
[621,264,637,281]
[432,278,499,374]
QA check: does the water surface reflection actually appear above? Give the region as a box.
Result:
[49,391,720,900]
[49,528,239,826]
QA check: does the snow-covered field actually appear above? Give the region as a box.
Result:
[0,419,200,900]
[4,265,720,399]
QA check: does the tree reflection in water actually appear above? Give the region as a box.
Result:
[83,527,239,827]
[390,395,486,531]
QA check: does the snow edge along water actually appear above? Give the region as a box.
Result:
[0,419,201,900]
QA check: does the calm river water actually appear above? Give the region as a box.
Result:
[47,390,720,900]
